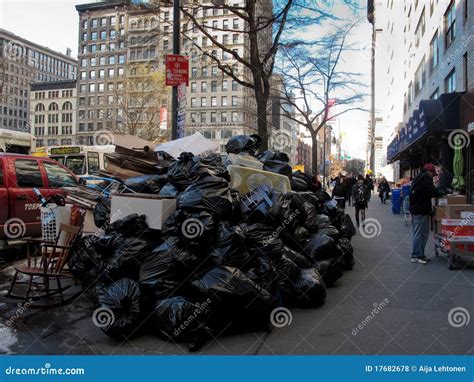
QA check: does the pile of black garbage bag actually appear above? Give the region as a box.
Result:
[71,135,356,352]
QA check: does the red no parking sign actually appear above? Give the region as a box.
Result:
[165,54,189,86]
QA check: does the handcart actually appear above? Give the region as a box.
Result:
[433,219,474,269]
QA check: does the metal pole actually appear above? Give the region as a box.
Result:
[370,18,376,172]
[323,125,327,188]
[171,0,180,140]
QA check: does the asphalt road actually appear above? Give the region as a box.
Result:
[1,195,473,355]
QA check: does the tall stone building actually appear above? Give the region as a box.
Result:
[0,28,77,132]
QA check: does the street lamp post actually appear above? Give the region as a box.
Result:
[171,0,181,140]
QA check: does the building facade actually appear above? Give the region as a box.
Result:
[377,0,473,186]
[30,80,77,147]
[0,28,77,132]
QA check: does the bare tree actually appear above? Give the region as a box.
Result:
[343,158,365,176]
[113,64,169,142]
[276,22,366,174]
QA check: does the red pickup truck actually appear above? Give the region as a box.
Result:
[0,153,79,242]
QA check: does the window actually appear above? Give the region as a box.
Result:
[202,130,215,139]
[191,113,197,123]
[15,159,43,187]
[100,31,107,40]
[430,32,439,70]
[118,54,125,64]
[211,112,217,122]
[221,129,232,139]
[231,111,239,122]
[99,69,105,78]
[212,20,218,29]
[109,56,116,65]
[211,66,217,76]
[201,82,207,92]
[91,19,97,28]
[89,83,95,92]
[211,97,217,106]
[80,71,86,80]
[110,16,116,25]
[232,80,239,91]
[44,162,76,187]
[191,82,197,93]
[87,152,100,174]
[221,112,227,122]
[201,97,207,107]
[408,82,413,105]
[110,30,116,39]
[463,53,468,91]
[202,66,208,77]
[222,96,228,106]
[82,33,87,42]
[201,112,207,123]
[445,69,456,93]
[445,1,456,48]
[98,83,105,92]
[233,34,238,44]
[222,81,228,91]
[100,17,107,27]
[89,70,96,79]
[430,88,439,99]
[233,19,239,29]
[211,81,217,92]
[415,8,425,47]
[191,97,197,107]
[91,32,98,41]
[232,96,238,106]
[414,58,425,95]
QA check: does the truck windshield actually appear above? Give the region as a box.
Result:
[65,155,86,175]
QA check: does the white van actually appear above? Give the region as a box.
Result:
[0,128,36,154]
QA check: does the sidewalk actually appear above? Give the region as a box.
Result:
[1,196,472,355]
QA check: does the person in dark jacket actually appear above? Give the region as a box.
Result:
[377,177,390,204]
[409,164,445,264]
[332,176,347,209]
[352,175,370,227]
[365,174,374,201]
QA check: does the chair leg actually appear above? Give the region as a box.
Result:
[6,270,19,297]
[56,277,64,298]
[25,275,34,300]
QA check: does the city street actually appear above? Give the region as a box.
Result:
[1,196,472,356]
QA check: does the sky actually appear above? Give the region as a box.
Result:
[0,0,372,161]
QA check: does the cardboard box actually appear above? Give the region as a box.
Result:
[434,204,474,221]
[437,195,467,206]
[111,193,176,230]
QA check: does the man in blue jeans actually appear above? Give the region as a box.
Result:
[409,164,446,264]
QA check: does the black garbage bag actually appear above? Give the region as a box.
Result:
[272,255,301,306]
[210,223,250,268]
[68,235,101,287]
[281,246,312,269]
[240,223,285,260]
[99,236,153,282]
[337,238,355,270]
[93,232,122,258]
[272,152,290,163]
[167,152,196,191]
[316,214,332,228]
[191,266,276,330]
[303,233,338,261]
[244,256,275,292]
[94,197,111,228]
[292,171,321,192]
[159,182,179,197]
[345,214,356,238]
[291,176,309,191]
[302,202,319,233]
[317,225,340,240]
[106,214,149,237]
[162,210,216,245]
[139,238,201,300]
[150,296,212,350]
[292,268,327,308]
[285,192,308,225]
[315,258,344,286]
[241,185,292,227]
[192,155,229,181]
[225,135,258,155]
[124,174,168,194]
[178,177,233,218]
[263,160,292,178]
[95,278,142,339]
[291,226,310,242]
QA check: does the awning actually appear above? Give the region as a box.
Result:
[387,92,464,162]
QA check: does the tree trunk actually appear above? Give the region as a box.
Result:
[255,94,269,152]
[310,128,318,176]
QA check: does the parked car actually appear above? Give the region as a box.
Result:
[0,153,79,243]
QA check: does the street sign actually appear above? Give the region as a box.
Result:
[177,83,187,109]
[165,55,189,86]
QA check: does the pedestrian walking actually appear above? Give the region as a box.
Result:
[332,177,347,209]
[352,175,370,227]
[409,164,446,264]
[378,177,390,204]
[365,174,374,202]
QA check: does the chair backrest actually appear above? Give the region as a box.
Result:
[48,224,81,273]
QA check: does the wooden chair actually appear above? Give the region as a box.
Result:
[6,223,82,308]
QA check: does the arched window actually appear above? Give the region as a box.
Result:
[144,19,150,29]
[48,102,58,111]
[151,18,157,28]
[35,103,45,112]
[62,101,73,110]
[137,19,143,29]
[131,21,137,29]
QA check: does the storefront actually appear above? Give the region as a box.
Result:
[387,92,473,194]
